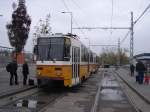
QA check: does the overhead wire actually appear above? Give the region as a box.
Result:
[120,2,150,45]
[120,30,130,44]
[61,0,70,11]
[70,0,89,37]
[61,0,88,39]
[134,3,150,24]
[71,0,85,13]
[61,0,131,48]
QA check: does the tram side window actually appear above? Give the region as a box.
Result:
[84,47,87,62]
[90,53,93,63]
[85,48,89,62]
[96,56,99,63]
[81,45,84,61]
[94,56,96,63]
[81,45,88,62]
[64,38,71,61]
[33,45,38,55]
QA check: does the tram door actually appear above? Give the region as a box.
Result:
[72,47,80,85]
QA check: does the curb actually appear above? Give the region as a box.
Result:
[0,86,36,99]
[115,70,150,104]
[90,70,104,112]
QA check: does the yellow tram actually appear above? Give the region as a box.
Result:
[33,33,98,87]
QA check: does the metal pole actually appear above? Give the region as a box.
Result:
[62,12,72,34]
[70,12,72,34]
[130,12,134,61]
[118,38,120,66]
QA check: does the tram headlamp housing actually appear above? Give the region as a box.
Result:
[56,70,62,76]
[37,71,41,75]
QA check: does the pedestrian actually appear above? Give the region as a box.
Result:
[136,60,146,84]
[6,60,18,85]
[130,64,135,76]
[22,61,29,85]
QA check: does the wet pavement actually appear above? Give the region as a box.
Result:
[0,86,66,112]
[97,70,136,112]
[44,70,104,112]
[0,65,36,98]
[0,68,139,112]
[116,68,150,112]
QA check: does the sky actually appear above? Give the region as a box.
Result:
[0,0,150,55]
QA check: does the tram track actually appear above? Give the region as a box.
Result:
[0,85,68,112]
[114,70,145,112]
[96,69,137,112]
[0,87,39,107]
[0,85,37,99]
[1,70,125,112]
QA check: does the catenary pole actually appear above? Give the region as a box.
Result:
[130,12,134,61]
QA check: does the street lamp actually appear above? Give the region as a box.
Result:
[62,11,73,34]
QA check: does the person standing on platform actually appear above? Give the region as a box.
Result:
[136,61,146,84]
[7,60,18,85]
[22,61,29,85]
[130,64,135,76]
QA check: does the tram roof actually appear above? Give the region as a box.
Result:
[39,33,79,39]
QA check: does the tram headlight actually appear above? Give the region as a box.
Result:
[37,71,41,75]
[56,70,62,76]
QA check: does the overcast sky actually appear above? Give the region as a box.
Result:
[0,0,150,55]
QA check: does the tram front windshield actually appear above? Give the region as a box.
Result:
[37,37,65,61]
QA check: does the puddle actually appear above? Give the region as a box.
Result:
[98,71,137,112]
[101,88,124,101]
[15,99,46,109]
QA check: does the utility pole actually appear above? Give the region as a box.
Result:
[117,38,120,66]
[130,12,134,61]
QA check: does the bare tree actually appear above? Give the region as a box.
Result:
[99,48,129,65]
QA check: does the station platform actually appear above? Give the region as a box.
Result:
[116,68,150,104]
[0,65,36,98]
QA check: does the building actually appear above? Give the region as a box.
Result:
[134,53,150,66]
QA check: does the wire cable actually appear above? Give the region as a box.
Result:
[70,0,88,16]
[134,3,150,24]
[61,0,88,39]
[71,0,84,13]
[120,30,130,44]
[61,0,70,11]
